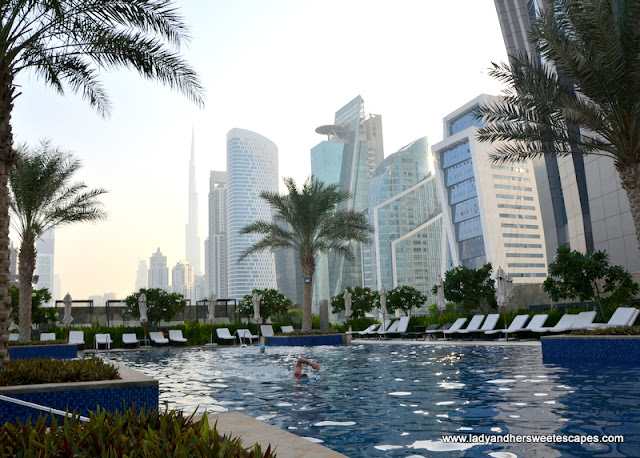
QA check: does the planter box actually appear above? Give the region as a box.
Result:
[541,335,640,364]
[265,334,346,347]
[9,344,77,361]
[0,363,158,424]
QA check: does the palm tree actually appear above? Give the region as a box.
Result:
[475,0,640,250]
[239,177,373,333]
[10,142,107,342]
[0,1,203,363]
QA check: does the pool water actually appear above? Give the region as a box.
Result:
[97,344,640,457]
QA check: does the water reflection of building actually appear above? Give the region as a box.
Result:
[365,137,444,306]
[310,96,383,313]
[432,95,547,284]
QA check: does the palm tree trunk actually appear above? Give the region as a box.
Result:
[302,276,313,333]
[617,162,640,252]
[0,84,16,365]
[18,238,36,342]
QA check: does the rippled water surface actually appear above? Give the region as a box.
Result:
[97,344,640,457]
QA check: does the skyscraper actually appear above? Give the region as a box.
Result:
[310,96,384,309]
[492,0,640,273]
[148,248,169,290]
[172,260,194,303]
[366,137,443,303]
[135,260,147,292]
[35,227,55,304]
[226,128,278,300]
[185,129,201,275]
[433,94,548,283]
[206,171,228,298]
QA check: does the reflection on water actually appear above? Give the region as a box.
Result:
[97,344,640,457]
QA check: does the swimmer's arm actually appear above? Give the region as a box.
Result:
[296,358,320,371]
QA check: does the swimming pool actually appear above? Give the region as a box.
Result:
[97,344,640,457]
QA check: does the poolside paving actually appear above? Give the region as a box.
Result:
[201,412,347,458]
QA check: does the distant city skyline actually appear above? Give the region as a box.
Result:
[9,1,509,299]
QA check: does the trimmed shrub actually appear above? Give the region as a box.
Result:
[0,358,119,386]
[0,406,274,457]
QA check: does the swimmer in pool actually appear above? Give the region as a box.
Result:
[259,345,266,353]
[293,357,320,379]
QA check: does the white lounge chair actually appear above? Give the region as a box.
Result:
[485,314,529,340]
[169,329,188,344]
[236,328,259,345]
[438,317,468,339]
[9,333,18,341]
[508,314,549,339]
[68,330,85,347]
[94,333,112,350]
[280,325,294,333]
[351,324,379,337]
[149,331,169,345]
[216,327,237,345]
[444,315,483,339]
[377,319,400,338]
[40,332,56,341]
[260,325,275,337]
[531,314,577,336]
[586,307,639,329]
[459,313,500,339]
[568,311,597,331]
[122,333,140,348]
[379,316,411,339]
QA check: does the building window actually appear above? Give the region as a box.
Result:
[506,253,544,258]
[507,263,546,268]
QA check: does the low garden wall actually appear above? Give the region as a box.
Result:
[265,334,346,346]
[541,335,640,364]
[0,363,158,424]
[9,344,78,361]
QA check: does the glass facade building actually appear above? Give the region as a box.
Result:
[493,0,640,274]
[367,137,444,305]
[310,96,384,312]
[226,128,278,300]
[433,95,548,283]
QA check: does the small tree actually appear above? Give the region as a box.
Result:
[10,286,56,327]
[331,286,378,320]
[387,285,427,317]
[237,288,292,323]
[439,264,497,313]
[124,288,186,328]
[543,246,639,317]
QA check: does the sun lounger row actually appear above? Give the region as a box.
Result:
[215,325,295,345]
[351,307,638,342]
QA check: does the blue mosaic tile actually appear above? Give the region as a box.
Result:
[9,345,77,360]
[542,337,640,364]
[0,385,159,424]
[267,335,344,346]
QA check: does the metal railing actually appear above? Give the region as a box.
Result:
[0,394,89,422]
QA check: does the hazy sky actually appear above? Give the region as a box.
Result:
[11,0,508,300]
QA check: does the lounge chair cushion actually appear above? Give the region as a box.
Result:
[149,331,169,344]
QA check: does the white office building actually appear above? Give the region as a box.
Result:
[432,94,548,283]
[206,171,228,298]
[148,247,169,290]
[172,260,194,302]
[226,128,278,300]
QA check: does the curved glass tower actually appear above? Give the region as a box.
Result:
[226,128,278,300]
